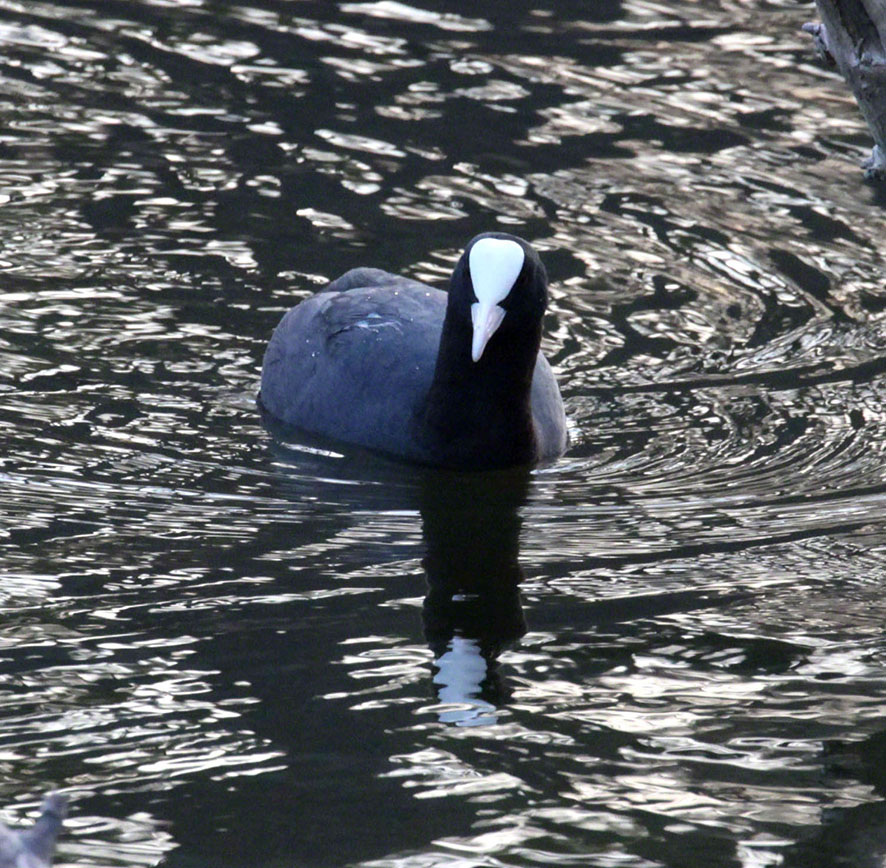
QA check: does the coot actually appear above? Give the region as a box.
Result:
[259,233,567,469]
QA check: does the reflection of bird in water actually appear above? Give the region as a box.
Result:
[432,635,510,727]
[419,469,530,726]
[0,793,67,868]
[781,728,886,868]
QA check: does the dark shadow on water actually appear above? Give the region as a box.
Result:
[420,467,530,725]
[265,416,534,721]
[783,729,886,868]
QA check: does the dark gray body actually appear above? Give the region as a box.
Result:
[0,793,66,868]
[259,268,567,466]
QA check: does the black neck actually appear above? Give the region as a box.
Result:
[420,301,542,469]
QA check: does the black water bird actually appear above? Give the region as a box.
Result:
[259,233,567,469]
[0,793,67,868]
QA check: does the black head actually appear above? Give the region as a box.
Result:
[448,232,549,363]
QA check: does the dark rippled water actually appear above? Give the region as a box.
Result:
[3,0,886,865]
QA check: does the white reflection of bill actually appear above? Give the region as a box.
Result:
[432,635,498,727]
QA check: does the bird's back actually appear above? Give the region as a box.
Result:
[260,270,446,461]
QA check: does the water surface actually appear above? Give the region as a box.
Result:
[2,1,886,866]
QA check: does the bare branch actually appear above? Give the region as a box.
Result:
[806,0,886,178]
